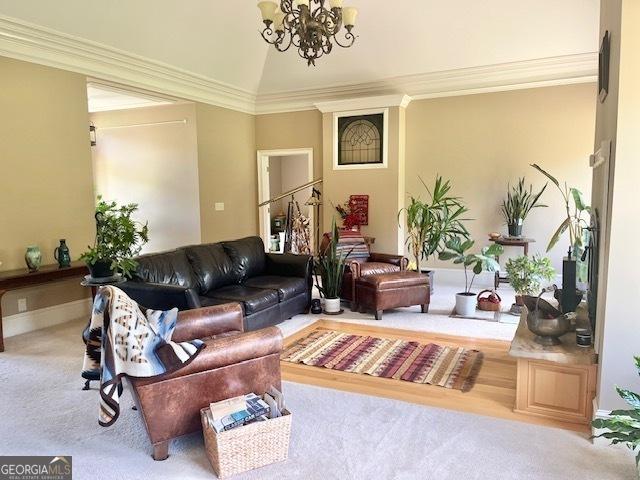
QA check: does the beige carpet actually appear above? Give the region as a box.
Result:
[0,317,634,480]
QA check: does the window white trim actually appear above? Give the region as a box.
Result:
[333,108,389,171]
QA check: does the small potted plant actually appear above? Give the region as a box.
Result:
[439,238,503,316]
[399,176,470,288]
[315,220,350,313]
[500,177,547,237]
[80,196,149,279]
[335,198,364,231]
[505,255,556,315]
[592,356,640,472]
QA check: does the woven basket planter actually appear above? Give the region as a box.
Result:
[200,407,292,478]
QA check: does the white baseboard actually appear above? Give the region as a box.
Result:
[3,298,92,338]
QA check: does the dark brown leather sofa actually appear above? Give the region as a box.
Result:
[129,302,283,460]
[121,236,312,331]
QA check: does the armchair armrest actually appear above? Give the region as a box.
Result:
[140,326,283,383]
[120,281,200,311]
[173,303,244,342]
[368,253,408,270]
[265,253,313,278]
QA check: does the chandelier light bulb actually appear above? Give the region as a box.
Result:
[257,1,278,24]
[329,0,344,9]
[343,7,358,27]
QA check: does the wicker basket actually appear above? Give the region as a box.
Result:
[200,407,292,478]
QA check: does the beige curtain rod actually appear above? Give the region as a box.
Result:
[97,119,187,130]
[258,178,323,207]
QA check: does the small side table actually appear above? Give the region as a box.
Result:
[490,237,535,289]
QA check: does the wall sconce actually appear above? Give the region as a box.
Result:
[89,123,97,147]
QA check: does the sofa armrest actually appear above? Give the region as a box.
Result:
[120,281,201,311]
[265,253,313,279]
[368,253,408,270]
[173,303,244,342]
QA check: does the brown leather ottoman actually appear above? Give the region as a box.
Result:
[354,271,430,320]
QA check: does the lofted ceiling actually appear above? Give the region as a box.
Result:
[0,0,600,112]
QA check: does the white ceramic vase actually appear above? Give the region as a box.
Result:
[324,297,341,313]
[455,293,476,317]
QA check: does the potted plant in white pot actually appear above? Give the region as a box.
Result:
[504,255,556,315]
[439,238,503,316]
[80,196,149,279]
[315,220,350,314]
[399,175,470,289]
[500,177,547,237]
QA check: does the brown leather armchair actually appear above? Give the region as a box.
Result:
[129,302,283,460]
[342,253,408,308]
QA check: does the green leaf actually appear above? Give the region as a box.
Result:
[571,188,587,211]
[618,387,640,409]
[547,217,570,252]
[531,164,560,188]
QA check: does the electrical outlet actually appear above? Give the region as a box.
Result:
[215,202,225,211]
[18,298,27,312]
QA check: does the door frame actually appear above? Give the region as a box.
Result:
[256,148,314,253]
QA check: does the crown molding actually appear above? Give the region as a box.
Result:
[0,15,257,114]
[255,53,598,114]
[315,94,412,113]
[0,15,597,116]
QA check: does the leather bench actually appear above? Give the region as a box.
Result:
[354,271,430,320]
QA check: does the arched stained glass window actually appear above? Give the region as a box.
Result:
[337,113,384,166]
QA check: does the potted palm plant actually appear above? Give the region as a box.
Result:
[315,220,350,314]
[439,238,503,316]
[500,177,547,237]
[80,196,149,279]
[505,255,555,315]
[400,176,470,288]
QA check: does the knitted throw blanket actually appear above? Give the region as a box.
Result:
[82,286,204,426]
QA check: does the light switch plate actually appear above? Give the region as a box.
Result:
[18,298,27,312]
[214,202,225,211]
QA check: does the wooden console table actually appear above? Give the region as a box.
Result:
[509,308,597,426]
[0,261,89,352]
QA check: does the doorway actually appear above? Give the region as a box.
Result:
[257,148,314,254]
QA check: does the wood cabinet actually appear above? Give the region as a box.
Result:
[515,358,596,425]
[509,308,597,426]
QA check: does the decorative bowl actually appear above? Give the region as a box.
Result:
[488,232,501,240]
[522,295,570,346]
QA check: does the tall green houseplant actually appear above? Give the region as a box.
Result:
[81,196,149,278]
[400,176,470,273]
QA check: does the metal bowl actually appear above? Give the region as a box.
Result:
[522,295,570,346]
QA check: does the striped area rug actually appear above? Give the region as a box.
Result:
[281,330,484,392]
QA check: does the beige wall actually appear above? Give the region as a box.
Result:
[195,103,257,242]
[593,0,640,412]
[0,57,94,318]
[406,84,596,272]
[255,110,323,180]
[322,107,406,255]
[90,103,201,253]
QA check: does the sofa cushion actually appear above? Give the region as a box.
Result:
[222,237,267,281]
[184,243,238,293]
[244,275,307,302]
[205,285,278,315]
[133,249,197,289]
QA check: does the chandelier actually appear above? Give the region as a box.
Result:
[257,0,358,66]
